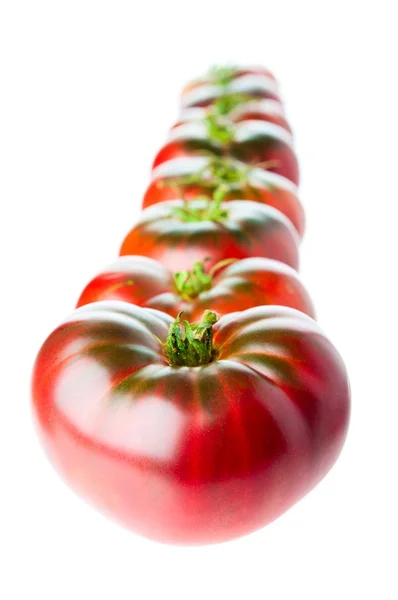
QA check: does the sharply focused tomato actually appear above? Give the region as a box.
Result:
[119,197,300,271]
[77,256,315,319]
[181,65,277,96]
[144,157,304,236]
[173,99,292,133]
[32,302,350,545]
[152,120,299,185]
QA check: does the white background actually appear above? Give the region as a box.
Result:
[1,1,397,598]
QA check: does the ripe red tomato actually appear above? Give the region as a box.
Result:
[181,65,277,96]
[152,120,299,186]
[119,197,300,271]
[144,157,305,237]
[231,99,291,129]
[77,256,315,319]
[173,99,292,133]
[32,302,350,545]
[181,73,281,108]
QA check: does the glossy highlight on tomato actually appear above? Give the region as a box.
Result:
[181,73,281,109]
[77,256,315,319]
[144,157,305,236]
[181,65,277,96]
[119,198,300,271]
[31,302,350,545]
[152,120,299,186]
[173,99,292,133]
[231,99,291,130]
[31,64,350,547]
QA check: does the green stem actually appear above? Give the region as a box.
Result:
[205,114,235,145]
[208,158,250,186]
[207,65,237,87]
[163,157,250,194]
[174,257,237,301]
[174,261,212,301]
[171,184,229,222]
[205,184,227,219]
[211,93,255,116]
[166,310,218,367]
[208,257,238,277]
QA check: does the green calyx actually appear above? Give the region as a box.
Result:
[208,65,237,87]
[171,185,229,222]
[205,114,235,145]
[164,157,250,194]
[208,157,249,186]
[212,93,254,116]
[174,258,237,301]
[166,310,218,367]
[174,261,212,300]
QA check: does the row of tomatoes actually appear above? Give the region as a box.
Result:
[32,65,350,546]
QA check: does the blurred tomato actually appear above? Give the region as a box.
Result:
[144,157,304,236]
[173,99,291,133]
[181,73,280,108]
[181,64,277,96]
[119,197,300,271]
[152,120,299,185]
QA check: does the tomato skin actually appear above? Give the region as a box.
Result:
[232,99,291,131]
[77,256,315,319]
[31,302,350,545]
[152,121,299,186]
[119,199,300,271]
[182,66,277,96]
[181,74,281,108]
[173,100,292,133]
[144,157,305,237]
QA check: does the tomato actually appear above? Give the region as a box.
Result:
[32,302,350,545]
[119,196,300,271]
[152,120,299,186]
[77,256,315,319]
[181,73,281,108]
[228,98,291,131]
[144,157,304,237]
[181,65,277,96]
[173,99,292,133]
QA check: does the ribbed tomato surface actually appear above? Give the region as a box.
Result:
[181,73,280,107]
[145,157,304,236]
[32,302,350,545]
[152,121,299,185]
[181,66,277,96]
[119,199,300,271]
[77,256,315,319]
[173,100,291,133]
